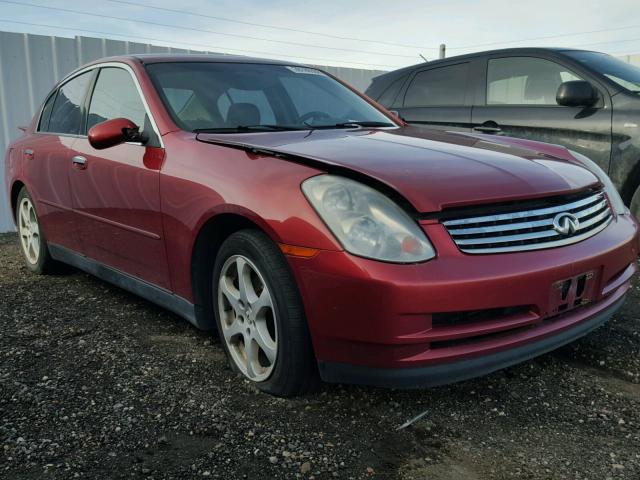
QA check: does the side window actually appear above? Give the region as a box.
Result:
[87,67,148,131]
[48,71,92,135]
[487,57,583,105]
[377,75,408,107]
[37,91,57,132]
[404,63,469,107]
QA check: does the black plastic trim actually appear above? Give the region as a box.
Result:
[48,243,200,328]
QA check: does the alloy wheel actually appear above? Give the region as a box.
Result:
[217,255,278,382]
[18,197,40,265]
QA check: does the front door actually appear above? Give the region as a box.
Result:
[69,66,170,289]
[471,56,612,171]
[396,61,473,132]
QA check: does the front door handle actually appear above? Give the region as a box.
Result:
[473,125,502,133]
[72,155,88,170]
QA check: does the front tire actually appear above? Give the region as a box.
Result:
[15,187,59,274]
[213,229,318,396]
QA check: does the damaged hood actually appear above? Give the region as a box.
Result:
[197,126,600,213]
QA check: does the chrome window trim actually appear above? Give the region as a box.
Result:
[38,62,164,148]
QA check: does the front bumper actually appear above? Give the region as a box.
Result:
[318,293,625,388]
[287,213,639,387]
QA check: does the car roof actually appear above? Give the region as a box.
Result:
[90,53,303,67]
[372,47,598,80]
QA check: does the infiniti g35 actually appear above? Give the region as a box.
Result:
[4,55,639,396]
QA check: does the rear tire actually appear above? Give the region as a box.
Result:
[15,187,60,274]
[631,184,640,221]
[212,229,318,396]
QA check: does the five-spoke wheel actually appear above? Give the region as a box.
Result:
[218,255,278,381]
[213,229,317,396]
[18,196,41,265]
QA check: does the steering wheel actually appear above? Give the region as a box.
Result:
[298,111,332,124]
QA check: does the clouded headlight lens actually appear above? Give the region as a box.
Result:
[302,175,436,263]
[569,150,627,215]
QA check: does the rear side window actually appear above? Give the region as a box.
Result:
[487,57,582,105]
[47,71,92,135]
[87,67,148,131]
[37,92,56,132]
[404,63,469,107]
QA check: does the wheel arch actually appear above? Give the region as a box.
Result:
[10,180,26,223]
[190,210,281,331]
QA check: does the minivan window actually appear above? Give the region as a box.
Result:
[87,67,148,131]
[37,92,56,132]
[487,57,582,105]
[47,71,92,135]
[146,62,394,132]
[564,50,640,93]
[404,63,469,107]
[377,74,408,107]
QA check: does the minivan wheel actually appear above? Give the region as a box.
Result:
[213,229,318,396]
[15,187,59,274]
[631,185,640,221]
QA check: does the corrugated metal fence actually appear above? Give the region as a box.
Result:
[0,30,386,232]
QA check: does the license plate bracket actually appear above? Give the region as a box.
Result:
[549,270,597,316]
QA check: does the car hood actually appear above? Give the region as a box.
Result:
[197,126,600,213]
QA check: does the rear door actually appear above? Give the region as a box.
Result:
[395,61,475,132]
[471,55,612,171]
[21,71,95,253]
[68,65,170,289]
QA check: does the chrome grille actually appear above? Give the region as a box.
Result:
[443,191,612,254]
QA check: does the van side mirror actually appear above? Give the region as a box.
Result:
[556,81,598,108]
[88,118,147,150]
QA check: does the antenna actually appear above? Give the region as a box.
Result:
[419,54,428,62]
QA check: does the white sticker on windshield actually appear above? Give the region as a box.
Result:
[286,66,324,75]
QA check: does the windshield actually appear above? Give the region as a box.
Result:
[564,51,640,93]
[146,62,395,132]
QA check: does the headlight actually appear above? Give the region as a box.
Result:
[569,150,627,215]
[302,175,436,263]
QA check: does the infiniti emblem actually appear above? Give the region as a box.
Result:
[552,212,580,235]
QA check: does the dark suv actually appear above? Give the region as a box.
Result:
[366,48,640,219]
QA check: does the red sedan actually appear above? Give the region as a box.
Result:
[4,55,639,396]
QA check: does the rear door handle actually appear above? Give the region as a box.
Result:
[72,155,87,170]
[473,126,502,133]
[23,148,34,161]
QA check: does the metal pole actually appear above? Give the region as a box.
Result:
[439,44,446,59]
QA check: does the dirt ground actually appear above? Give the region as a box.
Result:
[0,232,639,480]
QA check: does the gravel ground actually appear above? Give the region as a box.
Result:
[0,232,639,480]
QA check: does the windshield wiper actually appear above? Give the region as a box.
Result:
[305,121,395,130]
[194,125,305,133]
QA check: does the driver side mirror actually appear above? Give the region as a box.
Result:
[556,81,598,108]
[88,118,147,150]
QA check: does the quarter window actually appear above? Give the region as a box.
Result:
[404,63,469,107]
[87,67,148,131]
[487,57,582,105]
[37,91,57,132]
[47,71,92,135]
